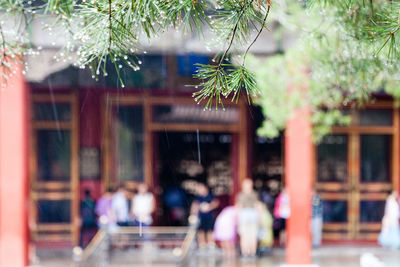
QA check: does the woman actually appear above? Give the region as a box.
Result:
[95,187,114,228]
[378,190,400,248]
[236,178,259,259]
[273,187,290,246]
[213,205,238,257]
[131,183,155,227]
[257,202,274,254]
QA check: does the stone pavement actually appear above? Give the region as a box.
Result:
[194,246,399,267]
[32,245,400,267]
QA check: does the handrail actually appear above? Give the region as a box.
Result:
[113,226,190,235]
[80,230,107,261]
[178,226,197,262]
[74,226,197,266]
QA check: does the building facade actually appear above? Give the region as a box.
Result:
[26,53,400,247]
[29,53,250,245]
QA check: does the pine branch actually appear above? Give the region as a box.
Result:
[242,4,270,65]
[192,0,271,109]
[216,0,256,71]
[0,23,7,64]
[108,0,112,53]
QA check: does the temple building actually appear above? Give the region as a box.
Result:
[0,18,398,267]
[28,53,398,244]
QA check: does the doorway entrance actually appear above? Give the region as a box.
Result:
[157,131,233,226]
[250,106,284,212]
[315,107,399,240]
[102,95,249,224]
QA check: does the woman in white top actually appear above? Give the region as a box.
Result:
[111,186,129,226]
[131,183,155,226]
[378,190,400,248]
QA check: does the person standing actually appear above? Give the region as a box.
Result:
[259,186,275,214]
[378,190,400,248]
[95,187,114,228]
[213,205,238,257]
[311,188,323,248]
[273,187,290,246]
[131,183,155,227]
[79,189,97,247]
[236,179,259,259]
[163,186,187,226]
[191,183,219,249]
[111,185,129,226]
[257,202,274,254]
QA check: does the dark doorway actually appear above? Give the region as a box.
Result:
[250,107,283,210]
[157,131,233,226]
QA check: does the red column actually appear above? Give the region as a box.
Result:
[0,65,29,267]
[285,106,313,265]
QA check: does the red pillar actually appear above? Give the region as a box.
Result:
[0,65,29,267]
[285,105,313,265]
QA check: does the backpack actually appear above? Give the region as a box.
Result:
[81,199,97,227]
[273,192,290,219]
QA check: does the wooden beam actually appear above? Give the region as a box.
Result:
[70,92,79,246]
[148,123,240,133]
[144,97,153,187]
[393,107,399,193]
[238,102,248,185]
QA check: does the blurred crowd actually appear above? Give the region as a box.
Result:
[79,183,155,246]
[79,179,325,260]
[188,178,323,260]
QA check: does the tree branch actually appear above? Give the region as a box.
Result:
[0,23,7,65]
[217,0,255,70]
[242,5,270,65]
[108,0,112,52]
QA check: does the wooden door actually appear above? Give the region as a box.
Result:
[356,133,395,239]
[30,93,79,244]
[315,133,351,240]
[315,106,399,241]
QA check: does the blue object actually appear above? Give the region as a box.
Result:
[176,54,210,76]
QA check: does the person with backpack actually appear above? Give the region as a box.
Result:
[79,189,97,247]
